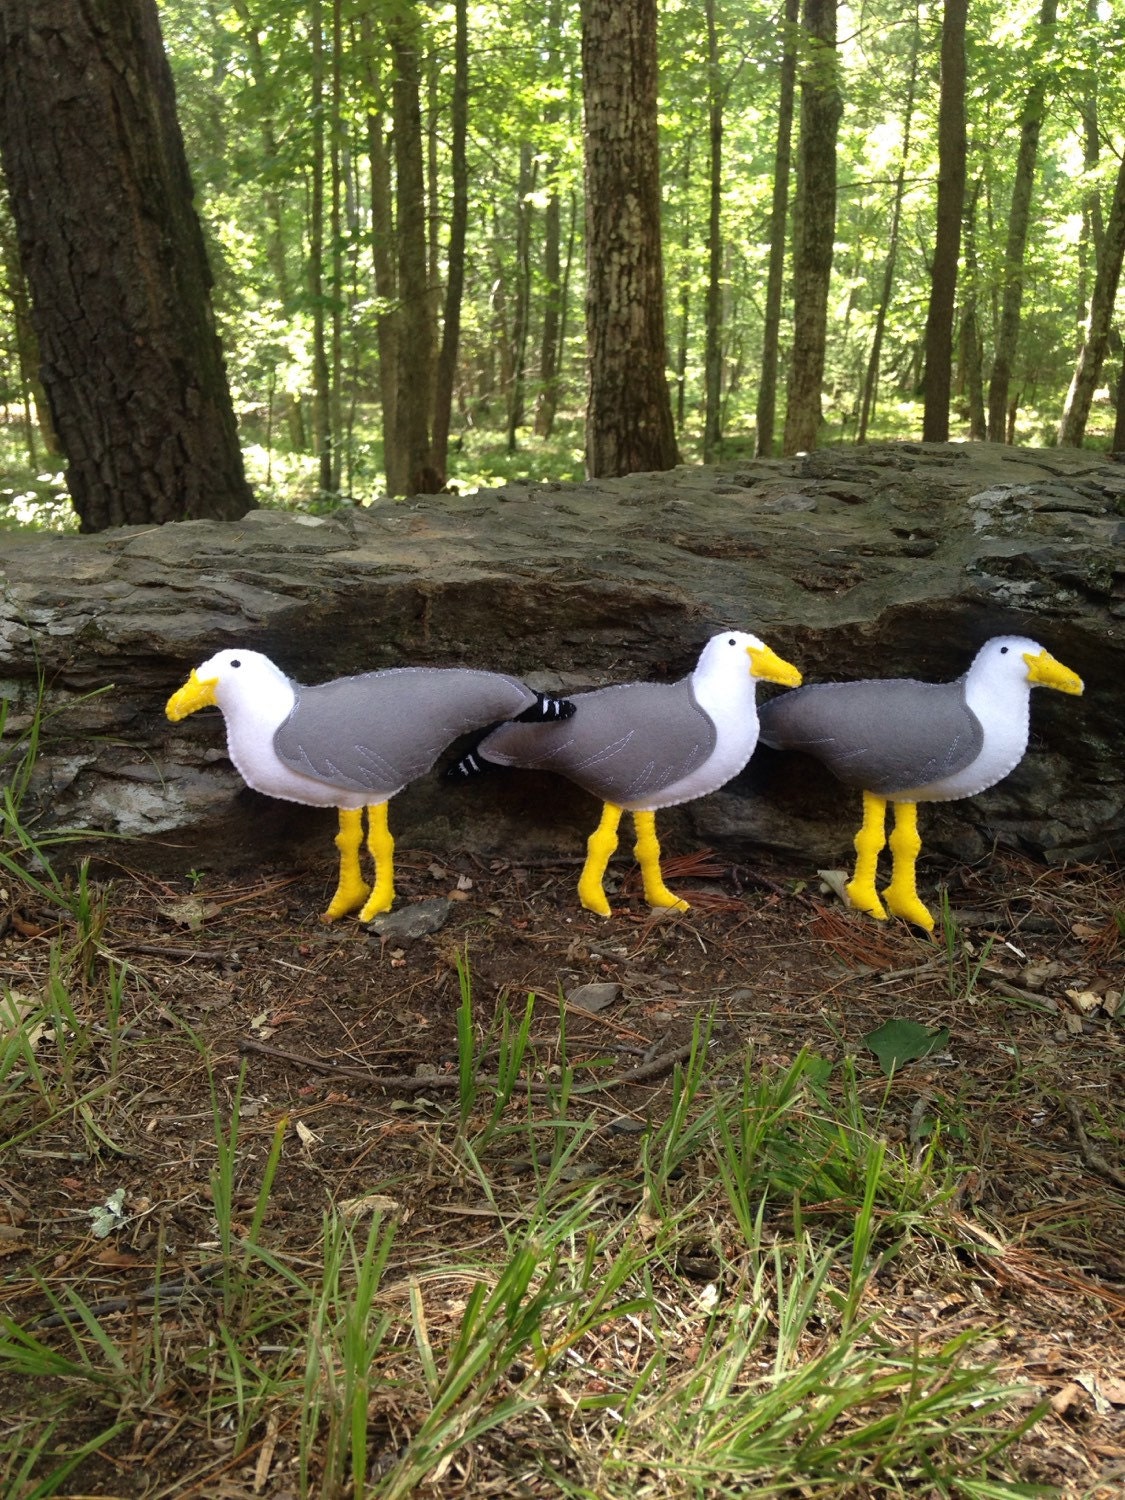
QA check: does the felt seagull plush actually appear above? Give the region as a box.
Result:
[166,649,573,923]
[757,635,1084,932]
[451,630,802,916]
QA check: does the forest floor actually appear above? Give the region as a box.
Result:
[0,840,1123,1498]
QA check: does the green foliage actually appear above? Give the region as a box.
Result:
[1,0,1121,528]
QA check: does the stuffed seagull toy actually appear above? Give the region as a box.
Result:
[166,649,573,923]
[451,630,802,916]
[756,635,1084,933]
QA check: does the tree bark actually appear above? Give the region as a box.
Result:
[702,0,723,462]
[327,0,344,494]
[986,0,1058,442]
[921,0,968,443]
[506,144,535,454]
[1113,357,1125,455]
[432,0,468,473]
[857,2,920,444]
[782,0,841,457]
[308,0,332,494]
[755,0,799,458]
[228,0,306,452]
[389,6,440,495]
[0,193,59,460]
[960,176,987,440]
[361,20,399,494]
[1057,147,1125,446]
[534,0,566,440]
[535,183,563,438]
[0,0,252,530]
[580,0,678,477]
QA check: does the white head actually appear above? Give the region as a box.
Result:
[692,630,803,695]
[967,636,1083,699]
[166,648,295,723]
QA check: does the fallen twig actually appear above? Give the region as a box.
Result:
[30,1261,224,1330]
[1063,1097,1125,1190]
[238,1035,695,1097]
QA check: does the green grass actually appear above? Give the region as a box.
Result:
[0,1019,1046,1497]
[0,649,1058,1497]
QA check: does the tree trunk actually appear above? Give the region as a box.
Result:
[580,0,678,477]
[327,0,344,494]
[960,176,987,440]
[921,0,968,443]
[674,138,694,434]
[506,144,535,454]
[535,183,563,438]
[432,0,468,473]
[782,0,841,457]
[309,0,332,495]
[702,0,723,462]
[1057,147,1125,446]
[389,6,440,495]
[229,0,306,452]
[0,195,59,459]
[0,0,252,530]
[1113,357,1125,455]
[534,0,566,441]
[857,2,920,445]
[361,20,399,496]
[986,0,1058,443]
[755,0,799,458]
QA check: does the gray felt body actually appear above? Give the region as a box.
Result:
[273,668,539,794]
[757,676,984,794]
[478,677,717,807]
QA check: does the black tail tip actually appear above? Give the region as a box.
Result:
[446,748,488,781]
[515,693,576,723]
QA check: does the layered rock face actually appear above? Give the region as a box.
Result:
[1,441,1121,887]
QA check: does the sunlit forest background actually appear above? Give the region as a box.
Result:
[2,0,1123,527]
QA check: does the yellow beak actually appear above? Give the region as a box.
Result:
[1022,649,1083,696]
[166,669,220,722]
[747,644,803,688]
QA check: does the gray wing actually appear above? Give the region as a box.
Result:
[478,677,716,806]
[757,677,983,795]
[274,668,539,794]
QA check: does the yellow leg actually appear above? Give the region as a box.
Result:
[845,790,889,920]
[358,803,396,921]
[578,803,622,917]
[633,810,689,912]
[322,807,371,922]
[882,801,935,932]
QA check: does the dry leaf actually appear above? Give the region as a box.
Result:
[1064,988,1102,1015]
[338,1192,400,1219]
[1049,1381,1087,1415]
[817,869,851,904]
[1071,920,1106,940]
[94,1247,140,1268]
[0,993,48,1050]
[294,1120,320,1149]
[1022,959,1063,990]
[566,981,621,1013]
[1075,1371,1113,1416]
[158,896,206,931]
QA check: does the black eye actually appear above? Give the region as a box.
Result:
[728,637,736,646]
[230,659,241,668]
[1000,647,1008,654]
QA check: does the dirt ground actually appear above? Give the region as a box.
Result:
[1,837,1123,1497]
